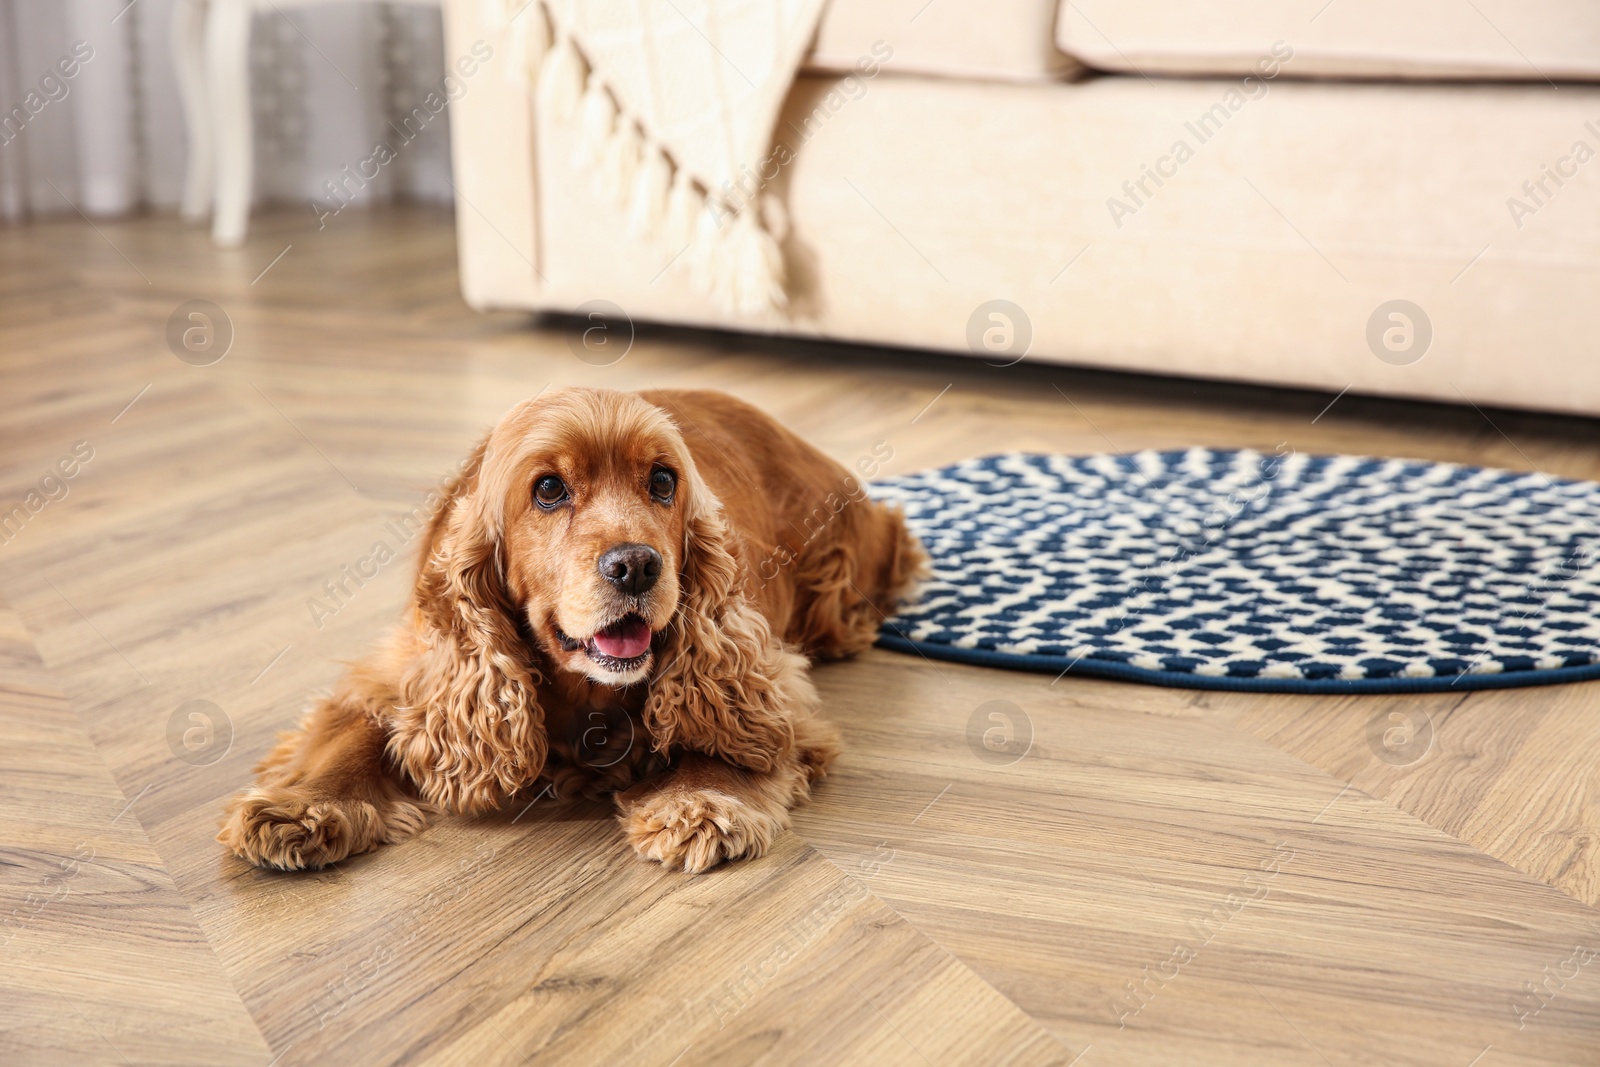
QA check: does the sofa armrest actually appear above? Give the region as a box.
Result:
[443,0,541,311]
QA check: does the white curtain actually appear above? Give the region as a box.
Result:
[0,0,453,221]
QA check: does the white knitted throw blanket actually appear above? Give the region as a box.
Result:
[489,0,829,316]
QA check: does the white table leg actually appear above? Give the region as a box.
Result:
[206,0,253,246]
[171,0,212,222]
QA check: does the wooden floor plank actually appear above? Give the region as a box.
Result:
[795,651,1600,1066]
[1215,685,1600,907]
[0,603,271,1066]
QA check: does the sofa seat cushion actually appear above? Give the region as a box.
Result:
[807,0,1078,83]
[1056,0,1600,81]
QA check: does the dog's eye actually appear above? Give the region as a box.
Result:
[650,467,676,503]
[533,475,569,509]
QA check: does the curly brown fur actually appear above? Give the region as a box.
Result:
[219,388,922,872]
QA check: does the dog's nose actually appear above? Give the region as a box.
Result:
[598,543,662,596]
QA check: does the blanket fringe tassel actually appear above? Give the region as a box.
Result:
[627,143,672,239]
[506,0,787,316]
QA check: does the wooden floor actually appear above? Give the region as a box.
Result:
[2,206,1598,1066]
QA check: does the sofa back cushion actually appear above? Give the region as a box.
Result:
[1056,0,1600,81]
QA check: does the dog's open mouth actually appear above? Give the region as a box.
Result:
[559,613,654,672]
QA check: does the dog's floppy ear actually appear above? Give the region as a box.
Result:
[643,464,803,773]
[387,440,547,814]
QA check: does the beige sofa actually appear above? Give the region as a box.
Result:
[443,0,1600,416]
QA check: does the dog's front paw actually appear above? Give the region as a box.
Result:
[617,787,784,874]
[217,787,429,871]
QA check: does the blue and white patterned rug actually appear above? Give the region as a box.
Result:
[871,449,1600,692]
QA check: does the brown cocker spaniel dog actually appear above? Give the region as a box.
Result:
[219,387,924,873]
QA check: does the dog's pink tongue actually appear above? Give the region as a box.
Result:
[592,617,651,659]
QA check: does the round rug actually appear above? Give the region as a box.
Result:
[871,449,1600,692]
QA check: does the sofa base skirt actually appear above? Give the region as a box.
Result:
[518,71,1600,416]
